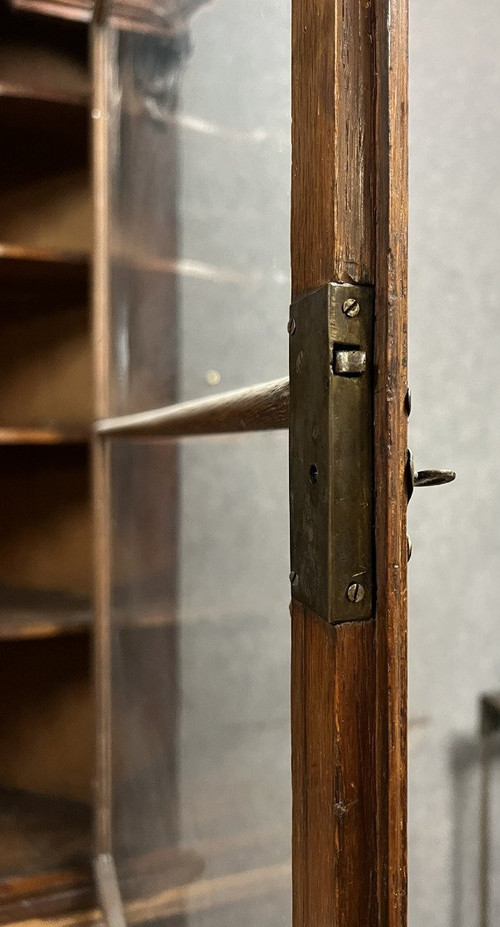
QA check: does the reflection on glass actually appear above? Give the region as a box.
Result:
[110,434,290,925]
[108,0,290,417]
[104,0,291,919]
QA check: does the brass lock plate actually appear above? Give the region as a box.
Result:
[289,282,374,624]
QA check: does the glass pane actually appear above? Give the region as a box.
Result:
[103,0,291,919]
[110,432,291,925]
[409,2,500,923]
[107,0,290,417]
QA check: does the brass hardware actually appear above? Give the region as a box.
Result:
[289,282,374,624]
[342,297,360,318]
[405,449,456,502]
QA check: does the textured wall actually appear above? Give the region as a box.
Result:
[409,1,500,923]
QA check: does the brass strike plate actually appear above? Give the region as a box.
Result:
[289,282,374,624]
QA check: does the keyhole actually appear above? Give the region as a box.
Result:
[309,464,319,484]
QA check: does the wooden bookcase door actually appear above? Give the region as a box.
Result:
[90,2,409,927]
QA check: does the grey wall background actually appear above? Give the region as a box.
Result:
[409,0,500,923]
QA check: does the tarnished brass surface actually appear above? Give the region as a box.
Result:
[289,282,374,623]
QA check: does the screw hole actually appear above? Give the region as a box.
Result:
[309,464,318,484]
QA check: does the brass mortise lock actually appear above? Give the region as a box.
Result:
[288,282,456,623]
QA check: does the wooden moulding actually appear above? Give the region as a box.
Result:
[291,0,408,926]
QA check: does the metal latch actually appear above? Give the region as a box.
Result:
[289,282,374,624]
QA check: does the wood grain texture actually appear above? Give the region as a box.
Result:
[96,378,289,439]
[291,0,408,924]
[291,0,375,291]
[373,1,409,925]
[291,604,377,927]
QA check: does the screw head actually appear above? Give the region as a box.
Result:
[289,571,298,585]
[346,581,365,603]
[342,298,360,318]
[287,318,297,335]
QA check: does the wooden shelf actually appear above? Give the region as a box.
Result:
[0,93,88,160]
[0,787,94,925]
[0,40,88,107]
[0,427,89,446]
[0,246,88,313]
[0,244,88,276]
[0,587,91,640]
[0,10,94,920]
[0,78,87,110]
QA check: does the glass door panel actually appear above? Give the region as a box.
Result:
[106,0,290,418]
[99,0,292,922]
[109,433,290,925]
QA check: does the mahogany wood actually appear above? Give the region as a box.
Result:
[291,2,408,927]
[373,3,409,924]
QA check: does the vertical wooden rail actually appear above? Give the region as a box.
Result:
[290,0,408,925]
[374,2,409,925]
[92,21,126,927]
[92,16,111,857]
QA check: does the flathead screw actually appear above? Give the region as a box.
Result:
[346,581,365,603]
[288,318,296,335]
[342,298,360,318]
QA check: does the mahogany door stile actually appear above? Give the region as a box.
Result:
[291,1,408,927]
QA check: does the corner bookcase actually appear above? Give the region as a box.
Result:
[0,3,95,920]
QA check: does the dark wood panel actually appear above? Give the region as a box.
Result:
[0,247,89,313]
[0,443,91,595]
[0,637,93,800]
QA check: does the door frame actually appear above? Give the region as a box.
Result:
[291,1,408,925]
